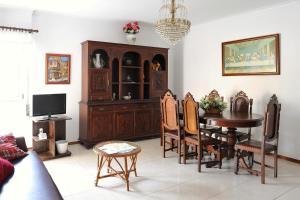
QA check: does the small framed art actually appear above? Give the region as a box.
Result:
[46,53,71,84]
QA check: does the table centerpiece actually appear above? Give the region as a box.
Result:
[199,96,227,114]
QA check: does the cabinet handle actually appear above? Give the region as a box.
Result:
[122,106,128,109]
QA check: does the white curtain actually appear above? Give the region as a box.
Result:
[0,30,34,144]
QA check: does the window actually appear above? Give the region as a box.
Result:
[0,31,32,101]
[0,30,34,144]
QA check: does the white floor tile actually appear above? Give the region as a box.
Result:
[43,138,300,200]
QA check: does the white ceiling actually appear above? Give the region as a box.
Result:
[0,0,298,24]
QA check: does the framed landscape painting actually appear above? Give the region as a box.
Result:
[222,34,280,76]
[46,54,71,84]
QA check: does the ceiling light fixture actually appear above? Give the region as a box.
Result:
[155,0,191,45]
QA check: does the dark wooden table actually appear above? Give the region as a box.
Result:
[179,111,264,158]
[200,111,264,158]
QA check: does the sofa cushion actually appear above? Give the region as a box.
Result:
[0,157,14,184]
[0,134,16,145]
[0,143,27,161]
[0,151,63,200]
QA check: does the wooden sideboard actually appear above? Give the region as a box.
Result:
[79,41,168,148]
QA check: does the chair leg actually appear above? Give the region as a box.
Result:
[163,135,166,158]
[171,139,174,151]
[218,144,222,169]
[226,138,230,160]
[248,152,254,169]
[234,149,240,175]
[274,150,278,178]
[160,134,162,146]
[183,141,187,164]
[178,139,181,164]
[261,153,265,184]
[198,143,201,172]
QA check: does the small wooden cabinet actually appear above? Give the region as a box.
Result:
[32,117,71,160]
[79,41,168,148]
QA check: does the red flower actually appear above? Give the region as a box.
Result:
[123,21,140,33]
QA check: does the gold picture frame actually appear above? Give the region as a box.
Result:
[222,34,280,76]
[46,53,71,84]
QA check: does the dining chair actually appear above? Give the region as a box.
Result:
[182,92,223,172]
[234,94,281,184]
[230,91,253,142]
[160,89,182,164]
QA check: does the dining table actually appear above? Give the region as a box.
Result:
[179,110,264,159]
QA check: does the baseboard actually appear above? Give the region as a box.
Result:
[69,140,80,145]
[277,154,300,164]
[267,153,300,164]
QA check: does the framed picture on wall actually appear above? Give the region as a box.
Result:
[222,34,280,76]
[45,53,71,84]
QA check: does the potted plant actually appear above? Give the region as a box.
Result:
[199,96,227,114]
[123,21,140,43]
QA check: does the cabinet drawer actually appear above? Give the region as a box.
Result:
[117,104,136,110]
[135,104,152,110]
[90,105,115,112]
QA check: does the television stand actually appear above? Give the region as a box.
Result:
[44,116,58,119]
[32,116,72,161]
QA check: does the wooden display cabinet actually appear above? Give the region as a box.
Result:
[79,41,168,148]
[32,117,72,160]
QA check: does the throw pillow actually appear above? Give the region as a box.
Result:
[0,143,27,161]
[0,133,17,145]
[0,157,14,184]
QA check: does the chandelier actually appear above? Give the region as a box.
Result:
[155,0,191,45]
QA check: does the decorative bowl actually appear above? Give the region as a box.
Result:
[123,96,131,100]
[125,59,133,65]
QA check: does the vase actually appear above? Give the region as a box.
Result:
[93,53,105,68]
[126,33,137,44]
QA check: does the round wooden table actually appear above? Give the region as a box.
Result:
[201,111,264,158]
[93,141,141,191]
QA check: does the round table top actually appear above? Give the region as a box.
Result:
[93,141,141,157]
[200,111,264,128]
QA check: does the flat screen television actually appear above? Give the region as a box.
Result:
[32,93,66,118]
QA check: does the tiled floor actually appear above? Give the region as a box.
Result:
[44,139,300,200]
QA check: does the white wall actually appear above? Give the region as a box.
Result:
[0,8,179,144]
[0,7,32,27]
[30,11,177,142]
[183,1,300,159]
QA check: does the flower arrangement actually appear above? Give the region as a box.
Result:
[123,21,140,34]
[199,97,227,113]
